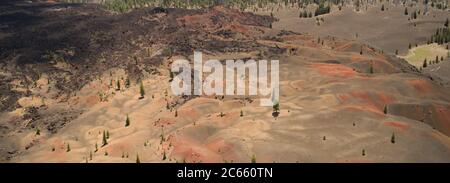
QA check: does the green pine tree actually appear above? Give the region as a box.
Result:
[139,80,145,99]
[251,154,256,163]
[125,115,130,127]
[102,131,108,147]
[391,132,396,144]
[125,77,130,88]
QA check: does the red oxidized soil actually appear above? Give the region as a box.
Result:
[408,79,432,93]
[312,63,357,78]
[383,121,410,130]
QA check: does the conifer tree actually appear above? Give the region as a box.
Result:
[66,143,71,152]
[125,77,130,88]
[102,131,108,147]
[139,80,145,99]
[125,115,130,127]
[391,132,396,144]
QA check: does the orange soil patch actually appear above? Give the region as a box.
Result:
[337,94,351,103]
[434,105,450,134]
[178,108,200,121]
[338,91,395,116]
[383,121,411,130]
[229,24,249,34]
[205,138,237,160]
[85,95,100,107]
[408,79,432,93]
[171,135,222,163]
[342,104,385,116]
[334,42,354,52]
[350,55,366,62]
[377,92,396,104]
[311,63,357,78]
[155,117,176,127]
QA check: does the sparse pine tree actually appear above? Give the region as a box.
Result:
[409,43,412,49]
[240,110,244,117]
[36,128,40,135]
[106,130,110,139]
[95,143,98,152]
[102,131,108,147]
[175,110,178,117]
[362,149,366,156]
[273,103,280,113]
[360,47,363,55]
[369,64,374,74]
[391,132,396,144]
[162,151,167,160]
[125,77,130,88]
[104,151,108,156]
[445,18,449,27]
[139,80,145,99]
[89,151,93,160]
[404,7,408,15]
[395,49,398,55]
[136,154,140,163]
[66,143,71,152]
[125,115,130,127]
[381,4,385,11]
[423,59,428,68]
[383,105,388,114]
[436,56,439,63]
[116,79,121,91]
[323,136,326,141]
[251,154,256,163]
